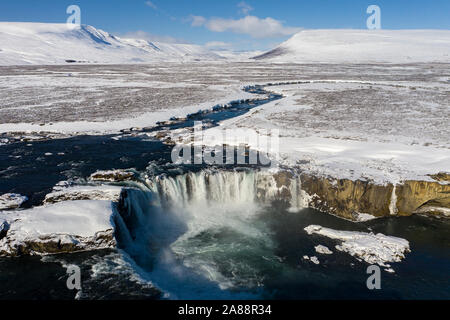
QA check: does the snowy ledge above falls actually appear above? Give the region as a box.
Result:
[0,170,137,256]
[0,200,117,256]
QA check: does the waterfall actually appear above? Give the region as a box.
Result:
[389,185,398,216]
[114,168,310,256]
[113,168,309,297]
[288,175,311,212]
[145,169,308,212]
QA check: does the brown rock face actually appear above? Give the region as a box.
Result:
[298,173,450,220]
[396,181,450,216]
[1,231,116,257]
[300,174,393,220]
[272,171,294,188]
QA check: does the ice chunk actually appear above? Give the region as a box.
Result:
[315,245,333,255]
[0,193,28,210]
[304,225,410,267]
[310,256,320,265]
[354,213,377,222]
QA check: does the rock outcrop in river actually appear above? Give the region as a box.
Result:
[0,200,116,257]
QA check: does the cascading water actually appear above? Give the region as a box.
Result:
[114,168,308,298]
[147,169,308,212]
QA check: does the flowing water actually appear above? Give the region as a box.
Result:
[0,87,449,300]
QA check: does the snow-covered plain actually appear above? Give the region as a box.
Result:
[0,63,256,135]
[1,62,448,184]
[199,73,450,183]
[254,30,450,63]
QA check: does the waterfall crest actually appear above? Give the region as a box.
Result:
[146,169,308,212]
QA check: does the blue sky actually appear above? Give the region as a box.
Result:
[1,0,449,50]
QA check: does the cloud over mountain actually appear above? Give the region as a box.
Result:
[191,15,301,38]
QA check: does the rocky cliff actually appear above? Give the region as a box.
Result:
[298,172,450,220]
[270,170,450,220]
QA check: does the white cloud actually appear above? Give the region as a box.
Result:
[145,1,157,10]
[190,15,207,27]
[120,30,188,44]
[192,15,301,39]
[237,1,254,15]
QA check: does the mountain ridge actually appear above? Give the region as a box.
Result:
[0,22,224,65]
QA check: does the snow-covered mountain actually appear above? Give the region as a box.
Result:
[2,23,449,65]
[0,22,223,65]
[254,29,450,63]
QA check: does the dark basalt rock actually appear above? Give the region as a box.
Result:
[90,170,136,182]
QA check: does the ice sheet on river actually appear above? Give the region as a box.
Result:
[304,225,410,269]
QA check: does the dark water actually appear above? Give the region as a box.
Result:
[261,207,450,300]
[0,134,171,206]
[1,206,449,300]
[144,86,282,132]
[0,87,449,300]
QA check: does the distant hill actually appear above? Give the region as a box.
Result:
[0,22,224,65]
[253,29,450,63]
